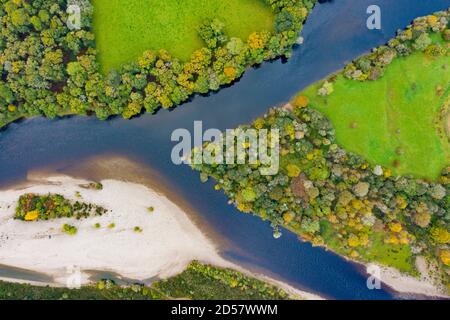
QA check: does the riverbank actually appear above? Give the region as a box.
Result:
[369,261,448,298]
[0,166,323,300]
[286,224,448,298]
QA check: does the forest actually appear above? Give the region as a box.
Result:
[0,0,316,127]
[192,10,450,292]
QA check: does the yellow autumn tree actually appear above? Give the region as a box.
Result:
[348,234,360,247]
[224,66,236,80]
[248,32,265,49]
[286,164,301,177]
[389,222,402,233]
[431,227,450,244]
[123,101,142,119]
[359,233,369,247]
[395,195,408,209]
[439,250,450,266]
[398,231,411,245]
[283,211,296,224]
[138,50,156,69]
[237,202,253,213]
[253,118,265,130]
[427,15,438,26]
[384,234,400,245]
[24,210,39,221]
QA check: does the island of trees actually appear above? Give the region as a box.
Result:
[15,193,107,221]
[192,10,450,292]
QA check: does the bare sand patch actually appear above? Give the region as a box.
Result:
[0,175,225,286]
[0,168,323,299]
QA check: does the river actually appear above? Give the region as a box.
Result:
[0,0,449,299]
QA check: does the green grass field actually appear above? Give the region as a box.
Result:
[92,0,275,73]
[320,223,415,274]
[302,50,450,180]
[360,233,415,275]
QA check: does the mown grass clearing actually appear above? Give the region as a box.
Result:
[359,233,415,275]
[320,222,415,274]
[302,49,450,180]
[92,0,275,73]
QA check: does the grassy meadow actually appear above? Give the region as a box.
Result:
[302,49,450,180]
[321,222,415,274]
[92,0,275,72]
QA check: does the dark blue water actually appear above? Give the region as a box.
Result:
[0,0,449,299]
